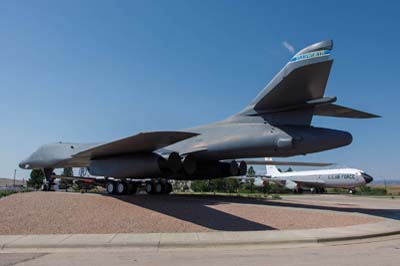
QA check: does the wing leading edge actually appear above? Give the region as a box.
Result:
[73,131,199,159]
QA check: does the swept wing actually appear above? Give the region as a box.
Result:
[73,131,199,159]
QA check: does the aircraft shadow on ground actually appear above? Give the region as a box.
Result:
[107,194,276,231]
[170,194,400,221]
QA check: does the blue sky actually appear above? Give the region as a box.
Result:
[0,0,399,180]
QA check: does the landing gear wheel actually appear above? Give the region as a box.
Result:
[116,182,126,195]
[106,181,116,194]
[154,182,163,194]
[165,183,173,194]
[145,182,153,194]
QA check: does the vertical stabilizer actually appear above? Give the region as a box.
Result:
[265,158,281,177]
[231,40,379,124]
[234,40,334,125]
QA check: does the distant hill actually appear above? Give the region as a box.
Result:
[372,179,400,185]
[0,178,25,187]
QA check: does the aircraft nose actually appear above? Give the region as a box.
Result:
[18,159,30,169]
[362,173,373,184]
[18,160,26,169]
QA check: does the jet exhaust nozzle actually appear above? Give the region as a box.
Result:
[239,161,247,176]
[229,160,239,176]
[166,152,182,173]
[183,155,197,175]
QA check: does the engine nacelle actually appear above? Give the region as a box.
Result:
[190,161,244,178]
[253,177,265,187]
[88,153,170,178]
[284,179,298,190]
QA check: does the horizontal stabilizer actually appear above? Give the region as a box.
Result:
[243,160,333,167]
[73,131,199,159]
[314,103,380,118]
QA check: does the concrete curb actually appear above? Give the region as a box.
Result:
[1,220,400,250]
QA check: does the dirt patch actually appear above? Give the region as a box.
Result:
[0,192,381,235]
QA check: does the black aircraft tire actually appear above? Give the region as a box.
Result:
[106,181,116,194]
[145,182,153,194]
[153,182,163,194]
[116,182,126,195]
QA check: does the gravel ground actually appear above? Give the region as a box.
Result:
[0,192,381,235]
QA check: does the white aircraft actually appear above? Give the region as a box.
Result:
[251,158,373,193]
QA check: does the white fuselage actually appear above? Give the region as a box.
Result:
[266,167,372,189]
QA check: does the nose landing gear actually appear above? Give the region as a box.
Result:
[42,168,55,191]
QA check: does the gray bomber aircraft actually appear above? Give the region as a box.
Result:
[19,40,379,194]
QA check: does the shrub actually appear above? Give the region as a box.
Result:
[191,180,209,192]
[358,185,387,195]
[271,194,282,200]
[0,190,16,198]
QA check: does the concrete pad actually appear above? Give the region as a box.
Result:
[356,220,398,232]
[1,220,400,250]
[110,233,161,247]
[0,235,24,247]
[195,230,317,247]
[307,227,359,241]
[159,233,198,247]
[57,234,115,248]
[302,221,400,242]
[6,234,69,248]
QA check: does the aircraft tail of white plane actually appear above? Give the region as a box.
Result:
[265,158,281,176]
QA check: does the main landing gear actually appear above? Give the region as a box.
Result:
[293,188,304,194]
[144,180,172,195]
[105,179,173,195]
[312,187,326,194]
[106,181,138,195]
